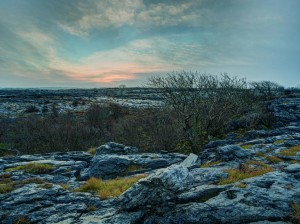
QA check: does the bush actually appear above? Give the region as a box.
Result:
[148,72,261,152]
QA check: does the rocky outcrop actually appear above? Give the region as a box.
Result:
[1,97,300,223]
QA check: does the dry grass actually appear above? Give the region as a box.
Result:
[200,160,222,168]
[236,182,247,188]
[265,156,284,164]
[74,175,146,200]
[14,216,31,224]
[59,183,69,190]
[274,139,285,144]
[219,162,273,185]
[124,165,143,173]
[240,144,253,149]
[0,178,45,194]
[87,147,97,155]
[255,152,265,157]
[6,163,54,174]
[291,203,300,224]
[279,146,300,157]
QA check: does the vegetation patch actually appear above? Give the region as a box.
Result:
[265,156,284,164]
[219,162,273,185]
[59,183,69,190]
[274,139,285,144]
[255,152,265,157]
[279,146,300,157]
[74,175,146,200]
[14,216,31,224]
[124,164,144,174]
[0,178,45,194]
[240,144,253,149]
[200,160,222,168]
[236,182,247,188]
[6,163,54,174]
[87,147,97,155]
[291,203,300,223]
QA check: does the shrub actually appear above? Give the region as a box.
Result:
[219,162,273,185]
[148,72,261,152]
[24,105,39,113]
[74,175,146,199]
[6,163,54,174]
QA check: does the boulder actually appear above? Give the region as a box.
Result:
[217,145,253,161]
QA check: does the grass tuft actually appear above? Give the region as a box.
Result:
[279,145,300,157]
[0,177,46,194]
[255,152,265,157]
[87,147,97,155]
[74,174,146,200]
[219,162,273,185]
[240,144,253,149]
[6,163,54,174]
[274,139,285,144]
[265,156,284,164]
[14,216,31,224]
[236,182,247,188]
[200,160,222,168]
[291,203,300,223]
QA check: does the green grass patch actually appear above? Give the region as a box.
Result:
[255,152,265,157]
[265,156,284,164]
[274,139,285,144]
[200,160,222,168]
[240,144,253,149]
[124,165,144,173]
[279,145,300,157]
[74,175,146,200]
[87,147,97,155]
[291,203,300,223]
[219,162,273,185]
[0,178,46,194]
[6,163,54,174]
[14,216,31,224]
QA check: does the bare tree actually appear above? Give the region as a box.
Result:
[250,81,284,99]
[148,72,257,152]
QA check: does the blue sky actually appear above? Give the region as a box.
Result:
[0,0,299,88]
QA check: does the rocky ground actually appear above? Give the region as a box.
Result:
[0,88,164,118]
[1,97,300,224]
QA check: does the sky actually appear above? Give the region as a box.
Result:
[0,0,299,88]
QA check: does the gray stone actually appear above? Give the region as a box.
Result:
[89,155,131,179]
[217,145,253,161]
[284,164,300,173]
[96,142,138,155]
[180,153,199,167]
